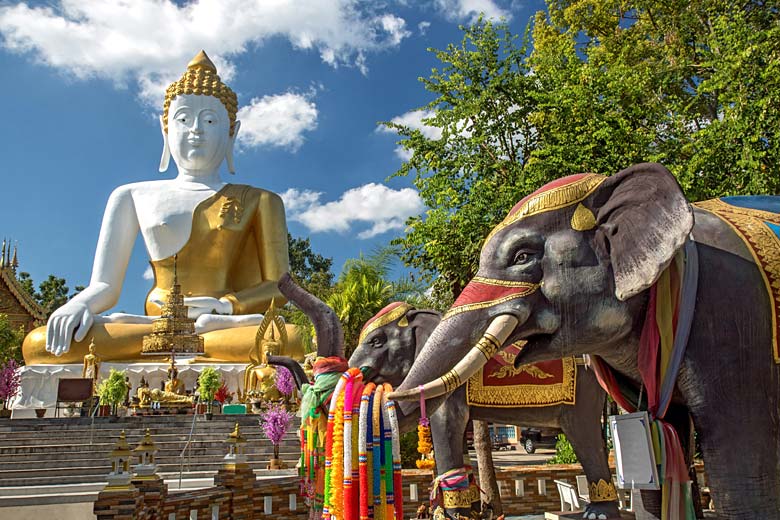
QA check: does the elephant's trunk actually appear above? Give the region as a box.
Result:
[387,314,518,402]
[267,355,310,391]
[278,272,344,359]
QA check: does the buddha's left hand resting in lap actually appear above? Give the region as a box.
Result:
[23,51,303,364]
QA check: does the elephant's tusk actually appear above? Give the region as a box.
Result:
[387,314,518,402]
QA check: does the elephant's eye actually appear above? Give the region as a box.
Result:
[369,336,384,348]
[512,250,533,265]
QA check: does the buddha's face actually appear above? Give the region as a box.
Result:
[167,94,231,172]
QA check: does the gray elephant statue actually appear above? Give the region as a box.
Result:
[350,302,619,520]
[391,163,780,519]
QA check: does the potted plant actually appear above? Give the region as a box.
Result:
[96,368,129,416]
[0,359,20,418]
[214,382,233,409]
[258,402,295,469]
[197,367,221,419]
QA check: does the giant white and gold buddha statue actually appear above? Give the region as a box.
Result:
[23,51,303,364]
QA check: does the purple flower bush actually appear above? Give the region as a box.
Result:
[275,366,295,397]
[0,360,20,409]
[259,402,295,458]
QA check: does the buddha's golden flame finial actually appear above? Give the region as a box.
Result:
[187,50,217,73]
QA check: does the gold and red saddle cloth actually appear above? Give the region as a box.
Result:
[695,196,780,363]
[466,344,577,408]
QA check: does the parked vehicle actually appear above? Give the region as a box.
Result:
[491,432,515,450]
[519,427,560,454]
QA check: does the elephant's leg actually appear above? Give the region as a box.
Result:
[429,386,475,520]
[560,370,621,520]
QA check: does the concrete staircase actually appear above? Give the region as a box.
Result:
[0,414,301,488]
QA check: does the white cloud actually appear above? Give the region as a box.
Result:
[418,21,432,35]
[0,0,412,107]
[379,109,442,160]
[237,93,318,150]
[434,0,511,23]
[143,266,154,281]
[281,183,423,239]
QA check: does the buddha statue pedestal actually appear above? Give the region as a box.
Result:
[12,362,249,411]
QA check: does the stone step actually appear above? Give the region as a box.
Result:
[0,464,299,488]
[0,447,303,468]
[0,415,293,431]
[0,415,302,488]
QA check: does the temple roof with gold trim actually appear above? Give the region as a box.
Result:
[0,240,45,326]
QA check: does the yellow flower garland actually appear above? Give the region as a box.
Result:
[416,422,436,470]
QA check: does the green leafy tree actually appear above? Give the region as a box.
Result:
[528,0,780,200]
[16,272,35,298]
[16,272,81,318]
[284,234,336,353]
[384,20,544,298]
[288,233,334,297]
[0,315,24,364]
[386,6,780,298]
[37,275,69,316]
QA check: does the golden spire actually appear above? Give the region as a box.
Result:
[111,430,131,457]
[0,239,5,269]
[141,253,204,355]
[187,50,217,73]
[11,243,18,272]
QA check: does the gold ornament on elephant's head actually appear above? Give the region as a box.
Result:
[484,173,606,246]
[163,50,238,136]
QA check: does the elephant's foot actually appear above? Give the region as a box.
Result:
[582,500,621,520]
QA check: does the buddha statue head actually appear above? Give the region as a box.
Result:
[159,51,241,174]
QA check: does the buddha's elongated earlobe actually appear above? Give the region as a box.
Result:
[158,115,171,173]
[226,120,241,174]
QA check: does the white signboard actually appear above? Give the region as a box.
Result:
[609,411,660,490]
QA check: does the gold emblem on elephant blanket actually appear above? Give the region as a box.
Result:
[589,479,618,502]
[489,362,554,380]
[466,356,576,408]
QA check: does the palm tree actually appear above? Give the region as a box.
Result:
[327,247,424,357]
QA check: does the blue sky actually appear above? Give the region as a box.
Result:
[0,0,543,314]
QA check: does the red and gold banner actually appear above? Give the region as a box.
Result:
[466,343,576,408]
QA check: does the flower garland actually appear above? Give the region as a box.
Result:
[300,357,348,519]
[372,383,385,520]
[323,372,349,520]
[323,378,404,520]
[384,388,404,520]
[416,386,436,470]
[381,384,396,520]
[358,383,376,520]
[330,389,347,519]
[343,368,363,520]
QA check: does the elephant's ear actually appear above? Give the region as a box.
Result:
[591,163,693,301]
[406,309,442,357]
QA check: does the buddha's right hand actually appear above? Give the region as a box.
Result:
[46,302,95,356]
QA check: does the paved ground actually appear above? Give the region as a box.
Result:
[469,447,556,467]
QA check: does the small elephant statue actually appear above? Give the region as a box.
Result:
[350,302,620,520]
[393,163,780,519]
